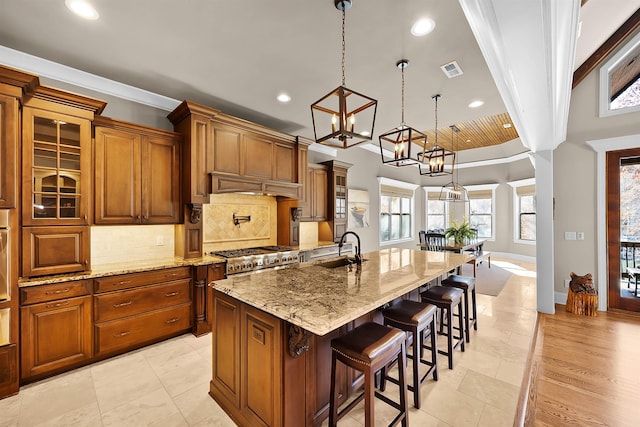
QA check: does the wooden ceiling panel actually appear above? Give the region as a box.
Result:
[420,113,519,151]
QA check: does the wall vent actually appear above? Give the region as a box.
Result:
[440,60,464,78]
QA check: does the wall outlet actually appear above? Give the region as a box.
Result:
[577,232,584,240]
[155,235,165,246]
[564,279,571,288]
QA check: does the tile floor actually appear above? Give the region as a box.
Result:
[0,257,537,427]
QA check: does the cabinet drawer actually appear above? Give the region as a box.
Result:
[94,267,191,293]
[21,280,92,305]
[94,279,191,323]
[95,303,191,355]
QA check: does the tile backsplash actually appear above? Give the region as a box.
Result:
[91,224,175,266]
[203,193,277,252]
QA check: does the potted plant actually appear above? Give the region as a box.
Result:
[445,219,476,246]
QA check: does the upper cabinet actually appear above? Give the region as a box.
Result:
[0,93,18,209]
[93,117,181,225]
[168,100,302,201]
[321,161,352,243]
[301,164,328,221]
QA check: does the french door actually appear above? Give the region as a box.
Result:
[607,148,640,311]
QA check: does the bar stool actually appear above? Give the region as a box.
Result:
[329,322,408,427]
[441,274,477,343]
[380,299,438,409]
[420,286,465,369]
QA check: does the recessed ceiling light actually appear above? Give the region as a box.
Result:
[468,100,484,108]
[411,18,435,37]
[503,123,512,128]
[65,0,99,20]
[276,93,291,103]
[360,131,371,137]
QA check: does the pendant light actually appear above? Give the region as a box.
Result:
[439,124,469,202]
[379,59,426,167]
[310,0,378,149]
[417,94,455,176]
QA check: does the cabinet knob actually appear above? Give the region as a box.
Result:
[143,215,148,220]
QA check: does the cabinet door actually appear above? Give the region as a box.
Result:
[212,125,242,176]
[0,94,18,208]
[142,135,180,224]
[241,304,282,427]
[312,168,328,221]
[243,134,274,180]
[211,290,241,409]
[22,108,91,226]
[273,142,295,183]
[94,126,141,224]
[20,295,92,380]
[21,226,90,277]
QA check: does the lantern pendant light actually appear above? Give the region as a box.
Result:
[417,94,455,176]
[310,0,378,149]
[439,124,469,202]
[379,59,426,167]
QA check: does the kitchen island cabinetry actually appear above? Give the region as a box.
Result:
[20,280,93,381]
[210,249,472,426]
[93,117,181,225]
[93,267,192,356]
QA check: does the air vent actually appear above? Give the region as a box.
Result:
[440,60,463,79]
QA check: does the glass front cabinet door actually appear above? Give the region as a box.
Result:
[22,108,90,226]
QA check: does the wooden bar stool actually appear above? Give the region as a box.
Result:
[380,299,438,409]
[441,274,477,343]
[420,286,465,369]
[329,322,409,427]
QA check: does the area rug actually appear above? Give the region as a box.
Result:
[458,260,513,296]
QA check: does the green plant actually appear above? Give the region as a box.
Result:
[445,219,476,245]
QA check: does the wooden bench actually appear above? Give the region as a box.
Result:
[466,251,491,277]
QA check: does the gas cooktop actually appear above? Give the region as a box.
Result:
[209,246,299,275]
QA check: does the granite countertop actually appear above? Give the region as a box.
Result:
[18,255,227,288]
[211,248,472,336]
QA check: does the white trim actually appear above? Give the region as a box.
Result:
[308,143,338,157]
[0,45,180,111]
[377,177,419,191]
[489,251,536,264]
[455,151,530,169]
[465,183,499,241]
[598,31,640,118]
[555,291,568,305]
[586,133,640,311]
[507,177,535,188]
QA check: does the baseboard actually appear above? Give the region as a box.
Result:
[554,291,568,305]
[488,251,536,264]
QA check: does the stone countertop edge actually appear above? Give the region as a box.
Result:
[211,248,473,336]
[18,255,227,288]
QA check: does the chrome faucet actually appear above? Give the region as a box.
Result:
[338,231,362,264]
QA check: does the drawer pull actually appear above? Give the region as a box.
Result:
[45,288,70,295]
[165,273,178,278]
[165,317,180,324]
[45,301,70,309]
[164,291,179,297]
[113,300,133,308]
[114,280,132,286]
[114,331,131,338]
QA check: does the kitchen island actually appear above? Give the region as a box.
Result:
[209,247,471,427]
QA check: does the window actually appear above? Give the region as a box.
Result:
[599,30,640,117]
[508,178,536,243]
[378,177,418,244]
[423,188,446,232]
[466,184,498,240]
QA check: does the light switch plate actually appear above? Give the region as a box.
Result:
[565,231,577,240]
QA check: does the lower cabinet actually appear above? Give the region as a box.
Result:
[21,226,90,277]
[20,280,93,380]
[93,267,192,357]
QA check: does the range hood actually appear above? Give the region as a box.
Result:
[210,173,301,199]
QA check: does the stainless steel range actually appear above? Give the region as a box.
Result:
[209,246,299,275]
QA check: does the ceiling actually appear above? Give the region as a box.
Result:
[0,0,636,154]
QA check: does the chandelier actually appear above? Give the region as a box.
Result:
[417,94,455,176]
[379,59,426,166]
[439,124,469,202]
[310,0,378,149]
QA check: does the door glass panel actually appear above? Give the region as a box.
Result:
[33,117,57,144]
[60,122,80,148]
[620,158,640,300]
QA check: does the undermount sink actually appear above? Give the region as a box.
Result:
[317,257,366,269]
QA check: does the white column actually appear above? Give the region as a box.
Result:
[534,150,555,314]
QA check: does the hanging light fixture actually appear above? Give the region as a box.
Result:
[417,94,455,176]
[379,59,426,167]
[439,124,469,202]
[310,0,378,149]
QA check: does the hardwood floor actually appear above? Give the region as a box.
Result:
[519,305,640,426]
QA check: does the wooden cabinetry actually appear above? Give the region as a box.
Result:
[0,93,18,208]
[94,117,181,225]
[210,290,282,427]
[93,267,192,356]
[301,164,328,221]
[321,161,352,242]
[21,87,106,277]
[20,280,93,380]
